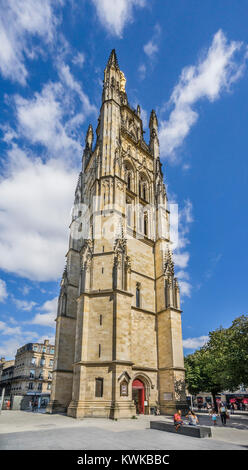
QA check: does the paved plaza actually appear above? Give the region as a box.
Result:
[0,411,247,450]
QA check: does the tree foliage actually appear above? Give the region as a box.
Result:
[184,315,248,405]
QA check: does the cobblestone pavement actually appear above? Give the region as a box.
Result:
[0,411,247,450]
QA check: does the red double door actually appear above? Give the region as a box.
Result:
[132,379,145,414]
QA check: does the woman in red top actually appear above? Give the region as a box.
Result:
[174,410,183,432]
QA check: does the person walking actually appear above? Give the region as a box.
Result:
[211,411,218,426]
[230,403,235,415]
[220,403,227,426]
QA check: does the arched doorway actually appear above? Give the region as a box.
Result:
[132,379,145,414]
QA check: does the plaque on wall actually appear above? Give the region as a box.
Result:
[163,393,172,401]
[120,380,128,396]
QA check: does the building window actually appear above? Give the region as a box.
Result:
[40,358,45,366]
[39,371,43,379]
[95,378,103,397]
[42,347,46,353]
[126,200,132,226]
[127,174,131,190]
[136,283,141,308]
[30,369,35,378]
[28,382,33,390]
[33,346,37,351]
[144,212,148,236]
[47,383,51,390]
[49,360,54,367]
[50,349,54,355]
[143,184,146,200]
[48,372,52,380]
[38,383,42,391]
[31,357,36,365]
[100,314,102,326]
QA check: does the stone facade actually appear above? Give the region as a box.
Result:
[11,340,54,403]
[47,50,187,419]
[0,358,15,398]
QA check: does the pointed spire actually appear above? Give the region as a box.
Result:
[149,109,158,130]
[163,248,175,277]
[107,49,119,69]
[85,124,93,149]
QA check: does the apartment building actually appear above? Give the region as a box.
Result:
[11,339,54,408]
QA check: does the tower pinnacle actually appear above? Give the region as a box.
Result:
[107,49,119,69]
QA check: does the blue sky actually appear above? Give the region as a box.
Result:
[0,0,247,358]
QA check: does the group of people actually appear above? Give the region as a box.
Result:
[29,399,39,412]
[210,402,230,426]
[173,401,233,431]
[173,410,199,431]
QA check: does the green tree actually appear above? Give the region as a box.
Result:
[184,315,248,410]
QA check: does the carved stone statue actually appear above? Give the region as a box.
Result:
[120,70,126,92]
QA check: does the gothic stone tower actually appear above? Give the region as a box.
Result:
[47,50,187,418]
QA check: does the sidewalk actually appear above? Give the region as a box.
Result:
[0,411,246,450]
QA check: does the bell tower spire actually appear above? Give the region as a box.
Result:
[107,49,119,69]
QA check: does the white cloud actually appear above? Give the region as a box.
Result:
[57,62,97,116]
[8,64,97,161]
[0,321,22,336]
[174,252,190,269]
[31,297,58,327]
[0,339,23,359]
[144,40,158,59]
[0,151,77,281]
[138,63,146,80]
[179,280,192,298]
[91,0,146,37]
[19,285,31,296]
[183,335,209,350]
[159,30,248,162]
[0,61,97,283]
[170,199,193,298]
[72,51,85,68]
[0,0,62,84]
[0,279,8,302]
[12,298,37,311]
[0,333,39,359]
[14,83,82,160]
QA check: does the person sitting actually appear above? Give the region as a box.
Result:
[155,407,160,416]
[174,410,184,432]
[186,410,199,426]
